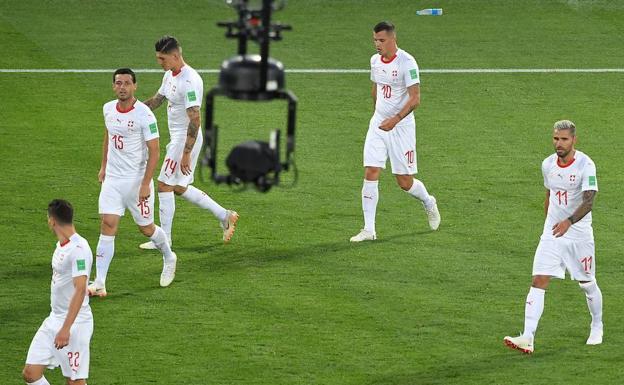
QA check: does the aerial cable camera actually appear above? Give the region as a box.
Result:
[201,0,298,192]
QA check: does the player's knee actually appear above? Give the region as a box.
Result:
[22,365,41,383]
[173,185,187,195]
[364,167,381,181]
[158,181,174,193]
[396,176,413,191]
[138,224,155,237]
[531,275,550,289]
[66,379,86,385]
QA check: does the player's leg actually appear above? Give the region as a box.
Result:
[504,240,564,354]
[54,319,92,385]
[90,214,120,297]
[22,365,48,385]
[567,240,603,344]
[389,123,439,230]
[352,119,386,242]
[175,184,238,243]
[131,181,177,287]
[24,317,59,384]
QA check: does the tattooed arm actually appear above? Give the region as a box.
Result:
[143,93,166,111]
[379,84,420,131]
[552,190,597,237]
[180,106,201,176]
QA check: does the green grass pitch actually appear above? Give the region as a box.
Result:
[1,1,623,384]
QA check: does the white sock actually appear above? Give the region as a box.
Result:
[27,375,50,385]
[362,180,379,233]
[406,179,434,207]
[150,225,175,263]
[580,280,603,329]
[95,234,115,285]
[181,185,227,222]
[522,286,545,340]
[158,191,175,242]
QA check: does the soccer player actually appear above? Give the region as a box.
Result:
[88,68,177,296]
[504,120,603,354]
[23,199,94,385]
[139,36,238,250]
[350,21,441,242]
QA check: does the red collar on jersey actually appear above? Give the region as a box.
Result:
[172,65,185,77]
[116,99,137,113]
[557,156,576,168]
[59,239,70,247]
[380,53,397,64]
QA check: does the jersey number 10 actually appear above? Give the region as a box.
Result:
[381,84,392,99]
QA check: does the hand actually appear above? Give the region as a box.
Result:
[54,327,70,349]
[378,116,400,131]
[180,152,192,176]
[552,218,572,237]
[98,168,105,183]
[139,183,151,201]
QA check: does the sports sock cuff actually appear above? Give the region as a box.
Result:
[529,286,546,296]
[99,234,115,242]
[363,180,379,186]
[158,191,175,198]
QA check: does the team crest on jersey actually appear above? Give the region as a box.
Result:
[127,120,134,128]
[392,70,398,77]
[569,175,576,182]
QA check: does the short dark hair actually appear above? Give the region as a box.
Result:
[155,35,180,53]
[113,68,136,83]
[48,199,73,225]
[374,21,395,34]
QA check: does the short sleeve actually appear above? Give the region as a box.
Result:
[157,74,167,96]
[403,56,420,87]
[581,161,598,191]
[184,75,203,109]
[70,243,91,278]
[142,110,160,142]
[542,161,549,189]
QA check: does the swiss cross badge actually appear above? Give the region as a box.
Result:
[127,120,134,128]
[392,70,398,77]
[569,175,576,182]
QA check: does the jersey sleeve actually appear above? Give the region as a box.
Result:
[370,56,376,82]
[142,110,160,141]
[581,160,598,191]
[70,239,92,278]
[184,75,203,109]
[157,74,167,96]
[403,56,420,87]
[542,160,550,189]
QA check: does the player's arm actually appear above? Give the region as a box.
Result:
[544,189,550,216]
[143,93,166,111]
[180,106,201,176]
[139,138,160,201]
[54,275,88,349]
[552,190,597,237]
[379,84,420,131]
[371,82,377,110]
[99,129,109,183]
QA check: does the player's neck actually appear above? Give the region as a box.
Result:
[172,60,186,75]
[117,97,136,111]
[558,149,576,166]
[382,47,398,61]
[54,225,76,244]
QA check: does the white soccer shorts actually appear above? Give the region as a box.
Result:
[363,115,417,175]
[532,237,596,280]
[26,316,93,381]
[98,176,155,226]
[158,132,203,187]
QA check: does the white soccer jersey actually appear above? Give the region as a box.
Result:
[158,65,204,142]
[541,150,598,241]
[103,100,159,179]
[370,48,420,122]
[50,233,93,322]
